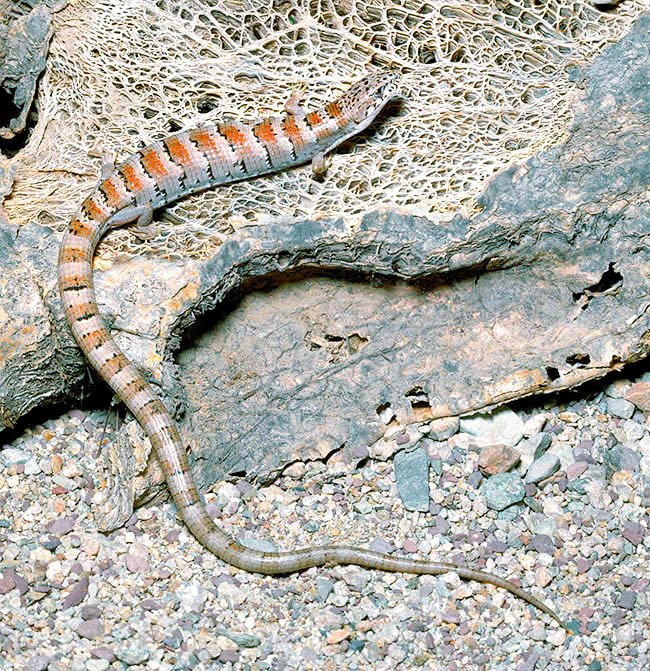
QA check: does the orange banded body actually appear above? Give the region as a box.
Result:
[57,71,565,629]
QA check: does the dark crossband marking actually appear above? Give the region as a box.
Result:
[66,303,99,321]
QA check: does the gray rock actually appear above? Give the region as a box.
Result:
[177,583,208,612]
[623,419,644,442]
[525,512,558,536]
[605,445,641,472]
[0,447,33,466]
[530,533,555,555]
[459,407,524,447]
[76,618,104,640]
[525,453,560,484]
[483,472,526,511]
[214,629,261,648]
[315,578,334,602]
[114,646,151,666]
[86,660,110,671]
[394,445,430,512]
[428,416,459,441]
[531,432,553,459]
[26,656,50,671]
[615,590,636,610]
[607,397,635,419]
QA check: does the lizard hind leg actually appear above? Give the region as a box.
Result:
[284,83,308,116]
[105,204,156,238]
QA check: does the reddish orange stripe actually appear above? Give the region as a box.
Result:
[83,197,105,222]
[100,352,129,378]
[60,273,88,290]
[283,116,302,143]
[100,177,124,208]
[120,163,144,193]
[69,218,93,238]
[253,120,276,145]
[141,148,168,180]
[325,101,342,119]
[221,124,247,151]
[165,136,193,166]
[83,329,109,350]
[190,127,215,152]
[306,111,323,127]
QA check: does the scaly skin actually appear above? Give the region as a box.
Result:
[58,70,565,629]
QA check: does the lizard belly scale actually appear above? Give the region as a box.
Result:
[57,71,565,629]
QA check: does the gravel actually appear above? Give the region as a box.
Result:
[1,371,649,670]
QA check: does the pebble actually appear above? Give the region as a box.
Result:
[525,452,561,484]
[459,407,525,446]
[2,371,649,670]
[616,590,636,610]
[87,660,110,671]
[605,379,631,399]
[522,412,549,437]
[394,445,430,512]
[478,444,520,474]
[624,381,650,412]
[566,461,588,479]
[428,416,459,440]
[530,533,555,555]
[606,397,635,419]
[483,472,526,510]
[115,646,151,665]
[605,445,641,472]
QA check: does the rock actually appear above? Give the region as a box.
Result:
[525,453,561,484]
[605,379,631,399]
[76,618,104,640]
[483,472,526,511]
[522,413,549,437]
[615,590,636,610]
[115,646,151,666]
[605,445,641,473]
[459,408,524,447]
[606,397,635,419]
[529,533,555,555]
[428,416,459,441]
[566,461,588,479]
[0,447,33,465]
[478,444,520,475]
[394,446,430,512]
[625,381,650,412]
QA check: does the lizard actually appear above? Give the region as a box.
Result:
[57,69,566,629]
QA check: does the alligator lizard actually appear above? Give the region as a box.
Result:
[57,70,565,628]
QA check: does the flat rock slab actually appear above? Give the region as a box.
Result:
[0,15,649,526]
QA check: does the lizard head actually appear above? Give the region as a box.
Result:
[340,69,402,130]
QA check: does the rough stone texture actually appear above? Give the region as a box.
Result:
[0,2,63,139]
[0,16,650,521]
[526,453,561,485]
[483,473,526,511]
[393,445,430,512]
[478,445,521,475]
